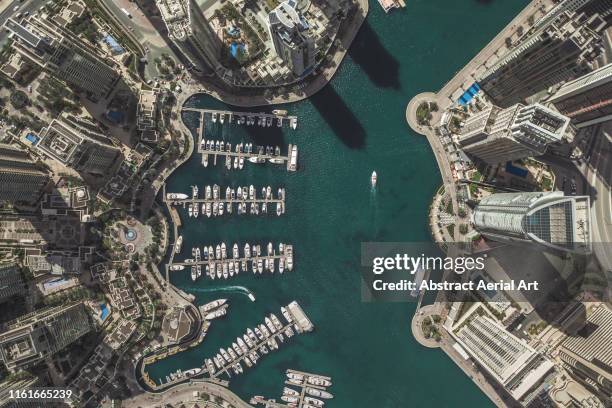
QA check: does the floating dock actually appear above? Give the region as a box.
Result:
[199,140,298,172]
[251,369,333,408]
[163,184,286,218]
[183,108,298,130]
[203,302,314,381]
[170,242,294,281]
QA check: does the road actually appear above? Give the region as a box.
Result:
[586,124,612,275]
[100,0,180,81]
[122,380,252,408]
[0,0,45,45]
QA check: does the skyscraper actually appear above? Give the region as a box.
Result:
[478,10,605,106]
[452,310,555,404]
[472,191,592,254]
[0,263,26,304]
[36,118,121,176]
[156,0,221,73]
[268,0,315,77]
[0,144,49,205]
[559,304,612,404]
[0,302,92,372]
[548,63,612,127]
[458,103,570,164]
[4,16,120,100]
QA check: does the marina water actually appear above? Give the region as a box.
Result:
[146,1,529,406]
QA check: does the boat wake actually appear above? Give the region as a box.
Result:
[183,285,255,300]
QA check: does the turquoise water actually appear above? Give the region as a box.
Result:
[146,1,529,406]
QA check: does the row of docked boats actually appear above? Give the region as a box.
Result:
[210,110,296,129]
[200,298,228,320]
[175,242,294,281]
[164,367,203,384]
[201,140,296,170]
[183,185,285,218]
[204,306,297,378]
[281,371,333,407]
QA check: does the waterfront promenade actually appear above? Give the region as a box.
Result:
[122,380,252,408]
[406,1,556,406]
[179,0,368,107]
[406,0,555,237]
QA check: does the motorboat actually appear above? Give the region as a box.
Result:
[205,203,212,218]
[166,193,188,200]
[248,156,266,164]
[215,245,221,259]
[371,170,377,188]
[175,236,183,254]
[212,112,217,123]
[191,267,197,281]
[205,185,212,199]
[169,264,184,271]
[305,388,334,399]
[201,299,227,312]
[244,243,251,258]
[221,242,227,259]
[233,243,239,258]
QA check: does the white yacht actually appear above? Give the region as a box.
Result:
[166,193,188,200]
[371,170,377,187]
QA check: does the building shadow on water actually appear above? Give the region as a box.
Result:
[348,21,400,90]
[310,85,366,149]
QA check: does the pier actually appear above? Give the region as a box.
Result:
[169,242,294,280]
[204,301,314,381]
[250,369,333,408]
[162,184,286,218]
[183,108,298,130]
[198,140,298,172]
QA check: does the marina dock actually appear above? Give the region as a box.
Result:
[198,140,298,172]
[204,301,314,381]
[250,369,333,408]
[162,184,286,218]
[183,108,298,130]
[169,242,294,281]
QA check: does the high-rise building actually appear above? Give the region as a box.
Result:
[558,304,612,404]
[156,0,221,73]
[0,263,26,304]
[478,10,605,106]
[452,310,555,404]
[0,144,49,205]
[548,63,612,127]
[137,89,159,142]
[0,303,92,372]
[4,16,119,100]
[458,103,570,164]
[472,191,592,254]
[268,0,315,77]
[577,0,612,23]
[36,118,121,176]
